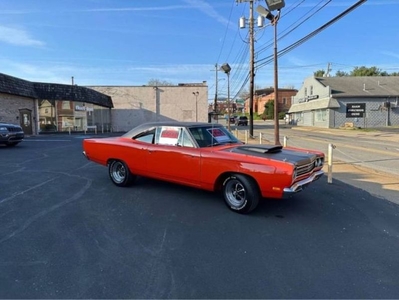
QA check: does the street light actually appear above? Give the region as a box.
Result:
[220,63,231,131]
[257,1,284,145]
[192,91,199,122]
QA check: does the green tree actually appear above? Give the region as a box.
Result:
[350,66,382,76]
[315,66,399,77]
[335,70,348,77]
[314,69,325,77]
[263,100,274,120]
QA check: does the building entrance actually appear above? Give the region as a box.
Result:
[19,109,33,135]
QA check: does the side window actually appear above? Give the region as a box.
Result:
[177,129,194,147]
[157,126,181,146]
[133,128,155,144]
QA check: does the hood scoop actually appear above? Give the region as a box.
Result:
[233,145,283,154]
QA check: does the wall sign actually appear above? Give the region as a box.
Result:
[346,103,365,117]
[298,95,319,103]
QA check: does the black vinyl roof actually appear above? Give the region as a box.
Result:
[0,73,113,108]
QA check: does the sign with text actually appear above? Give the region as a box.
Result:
[346,103,365,118]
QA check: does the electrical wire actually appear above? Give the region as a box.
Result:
[255,0,367,71]
[256,0,332,56]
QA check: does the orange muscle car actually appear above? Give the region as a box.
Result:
[82,122,324,214]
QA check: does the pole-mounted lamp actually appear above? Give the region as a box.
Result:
[257,0,285,145]
[220,63,232,131]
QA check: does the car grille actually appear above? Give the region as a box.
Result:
[7,126,23,132]
[296,161,316,177]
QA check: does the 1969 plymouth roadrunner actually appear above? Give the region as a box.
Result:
[82,122,324,214]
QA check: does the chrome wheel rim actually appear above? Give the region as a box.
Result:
[110,162,126,183]
[225,179,246,207]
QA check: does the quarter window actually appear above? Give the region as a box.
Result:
[134,128,156,143]
[177,129,194,147]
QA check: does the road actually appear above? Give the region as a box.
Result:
[0,134,398,299]
[235,120,399,176]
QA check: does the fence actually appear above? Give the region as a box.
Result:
[232,128,336,183]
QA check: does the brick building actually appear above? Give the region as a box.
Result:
[0,73,112,135]
[0,73,208,134]
[244,88,297,116]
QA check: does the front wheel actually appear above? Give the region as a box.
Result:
[222,174,260,214]
[108,160,136,187]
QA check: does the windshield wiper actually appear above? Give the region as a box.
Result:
[207,141,236,147]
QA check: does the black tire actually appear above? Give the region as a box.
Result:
[222,174,260,214]
[108,160,136,187]
[6,143,18,147]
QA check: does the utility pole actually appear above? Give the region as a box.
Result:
[237,0,256,138]
[214,63,219,112]
[249,0,255,138]
[325,62,332,77]
[257,1,285,145]
[273,14,280,145]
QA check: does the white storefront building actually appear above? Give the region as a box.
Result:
[289,76,399,128]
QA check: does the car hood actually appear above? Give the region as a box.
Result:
[0,123,23,131]
[0,123,21,128]
[223,144,318,166]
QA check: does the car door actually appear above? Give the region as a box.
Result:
[126,127,157,174]
[146,126,201,186]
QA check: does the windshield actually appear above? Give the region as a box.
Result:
[188,125,240,148]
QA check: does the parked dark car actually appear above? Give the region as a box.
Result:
[235,116,248,126]
[229,116,237,124]
[0,123,25,146]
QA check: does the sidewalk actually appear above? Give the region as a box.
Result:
[290,125,399,143]
[238,124,399,205]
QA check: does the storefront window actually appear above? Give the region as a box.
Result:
[315,109,327,122]
[38,99,111,132]
[39,100,57,132]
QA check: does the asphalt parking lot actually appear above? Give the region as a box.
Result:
[1,134,399,299]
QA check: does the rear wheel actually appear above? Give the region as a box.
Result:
[108,160,136,187]
[6,143,18,147]
[222,174,260,213]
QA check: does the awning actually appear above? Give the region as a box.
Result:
[288,98,340,113]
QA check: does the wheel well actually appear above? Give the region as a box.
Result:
[214,172,260,193]
[107,158,135,174]
[107,158,121,166]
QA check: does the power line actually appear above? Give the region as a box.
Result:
[256,0,332,56]
[255,0,368,70]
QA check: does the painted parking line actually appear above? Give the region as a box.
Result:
[23,139,72,142]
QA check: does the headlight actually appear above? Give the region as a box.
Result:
[315,158,323,167]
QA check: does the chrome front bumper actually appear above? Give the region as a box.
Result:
[283,170,324,197]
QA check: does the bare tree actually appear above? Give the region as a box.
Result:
[147,79,174,86]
